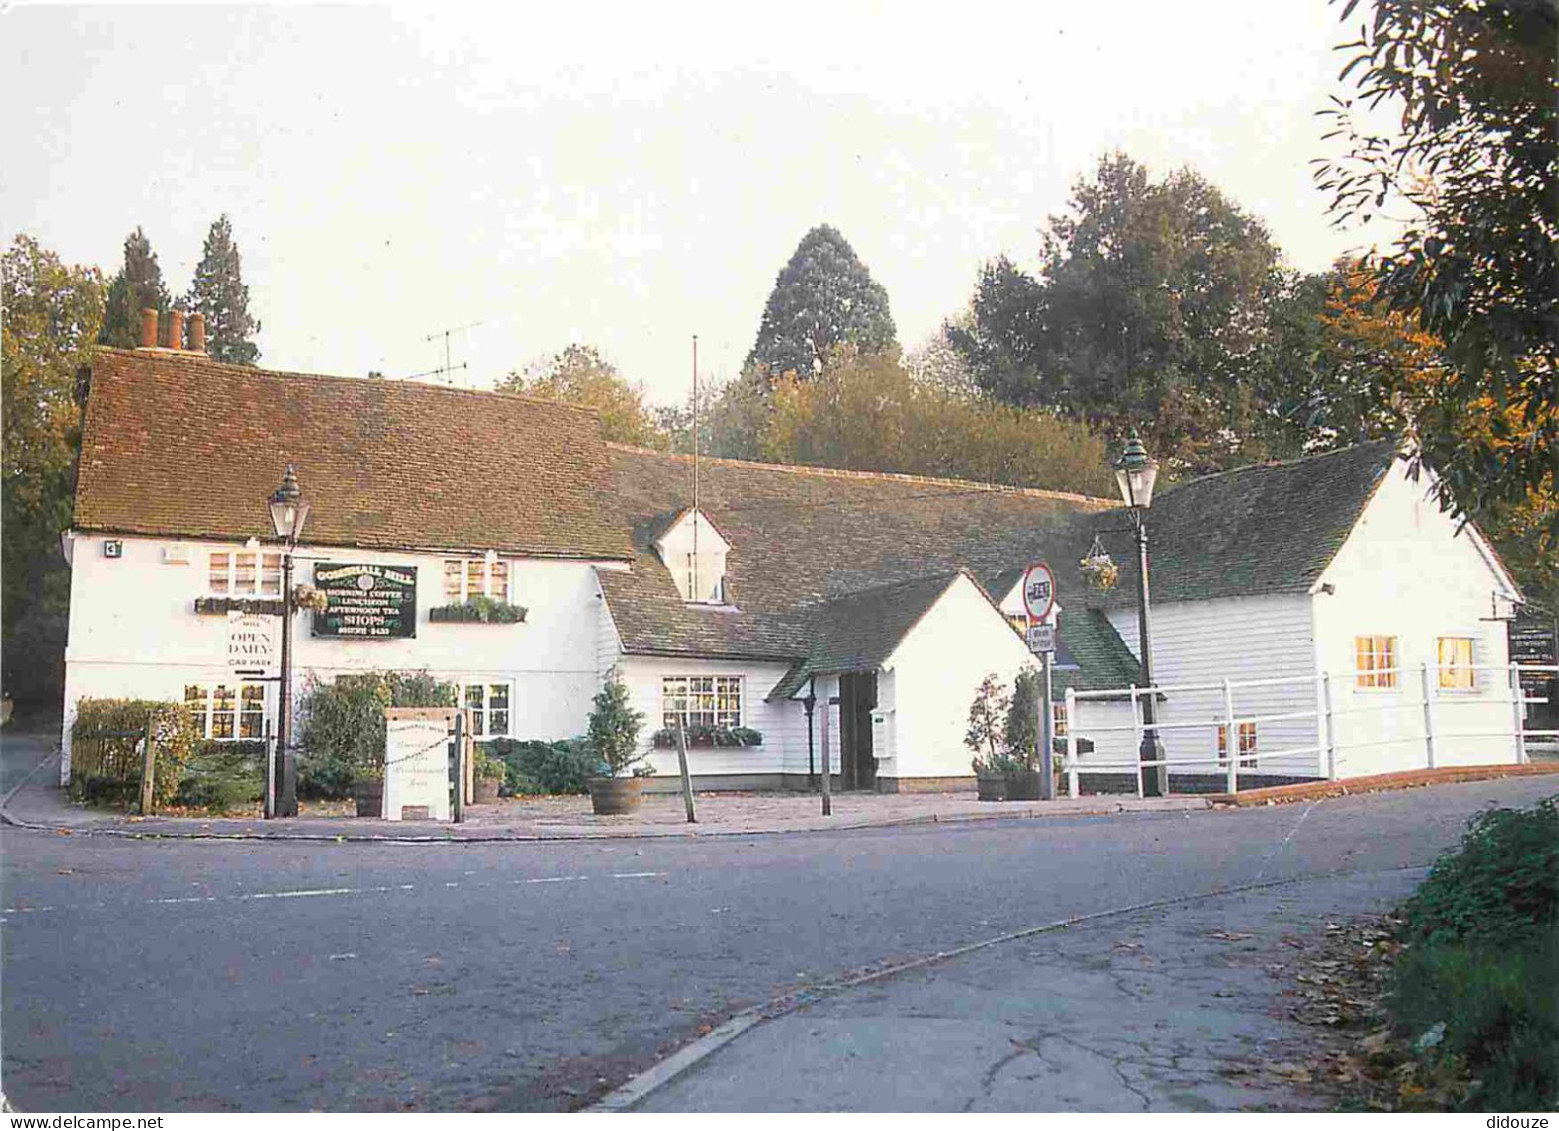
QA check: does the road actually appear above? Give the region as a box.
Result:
[3,726,1554,1112]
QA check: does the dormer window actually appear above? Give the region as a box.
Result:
[653,508,730,605]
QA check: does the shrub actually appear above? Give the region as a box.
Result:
[1004,666,1041,768]
[965,673,1012,773]
[587,667,649,778]
[482,737,602,795]
[176,740,266,813]
[296,670,458,798]
[70,698,199,809]
[473,745,506,783]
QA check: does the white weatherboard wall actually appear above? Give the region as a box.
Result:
[1312,462,1520,775]
[61,533,612,780]
[1106,594,1321,779]
[885,574,1035,780]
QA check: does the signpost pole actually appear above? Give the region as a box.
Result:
[1039,648,1054,801]
[452,710,465,824]
[675,717,697,823]
[263,716,275,820]
[138,714,156,816]
[820,694,832,817]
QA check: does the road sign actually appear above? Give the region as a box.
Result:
[1022,562,1056,622]
[1026,623,1055,654]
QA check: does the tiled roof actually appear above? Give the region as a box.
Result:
[73,348,634,561]
[599,445,1116,664]
[1051,609,1145,695]
[1087,441,1400,610]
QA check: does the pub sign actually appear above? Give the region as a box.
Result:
[312,562,417,639]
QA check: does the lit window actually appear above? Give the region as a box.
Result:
[185,683,267,741]
[1053,703,1068,737]
[1437,636,1476,690]
[458,682,513,739]
[662,676,742,729]
[209,551,282,597]
[1008,614,1029,636]
[443,558,511,602]
[1355,635,1398,689]
[1217,722,1258,768]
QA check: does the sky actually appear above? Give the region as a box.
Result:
[2,1,1395,407]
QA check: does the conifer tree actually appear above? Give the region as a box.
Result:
[98,227,170,348]
[186,214,260,364]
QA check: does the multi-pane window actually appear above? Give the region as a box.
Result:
[1437,636,1476,690]
[678,553,724,604]
[209,551,283,597]
[1217,722,1258,768]
[443,558,510,602]
[1354,635,1398,689]
[1052,703,1068,738]
[185,683,266,741]
[662,676,742,729]
[459,682,512,739]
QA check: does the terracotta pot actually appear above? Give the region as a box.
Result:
[353,779,384,818]
[1004,768,1043,801]
[976,772,1007,802]
[473,776,502,805]
[587,776,644,816]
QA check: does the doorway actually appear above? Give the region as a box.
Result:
[838,672,878,791]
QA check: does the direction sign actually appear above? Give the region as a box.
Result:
[1021,562,1056,622]
[1026,623,1055,654]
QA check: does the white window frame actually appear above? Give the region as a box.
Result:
[458,681,514,739]
[185,682,268,741]
[1217,721,1258,769]
[678,552,725,605]
[208,550,283,598]
[1354,635,1399,690]
[1436,635,1478,692]
[661,675,743,730]
[443,558,512,603]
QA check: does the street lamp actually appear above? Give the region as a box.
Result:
[268,465,310,818]
[1114,431,1166,798]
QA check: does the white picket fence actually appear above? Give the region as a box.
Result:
[1061,663,1558,798]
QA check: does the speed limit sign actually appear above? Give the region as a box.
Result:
[1021,562,1056,623]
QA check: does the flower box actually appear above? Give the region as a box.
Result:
[193,596,285,617]
[651,724,763,749]
[428,597,527,624]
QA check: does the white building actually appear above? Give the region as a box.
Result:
[61,339,1527,792]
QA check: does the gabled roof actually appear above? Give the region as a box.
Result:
[74,348,634,561]
[1087,441,1400,609]
[598,444,1114,662]
[1050,609,1145,695]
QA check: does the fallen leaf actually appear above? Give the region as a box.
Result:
[1209,929,1254,942]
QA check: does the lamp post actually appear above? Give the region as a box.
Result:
[1114,431,1166,798]
[267,465,310,818]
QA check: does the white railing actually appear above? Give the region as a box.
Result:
[1061,663,1558,798]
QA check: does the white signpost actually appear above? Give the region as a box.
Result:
[383,707,457,822]
[226,611,276,670]
[1021,562,1057,801]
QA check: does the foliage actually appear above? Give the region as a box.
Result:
[650,723,763,748]
[483,737,602,796]
[1386,797,1559,1110]
[472,745,506,783]
[965,673,1013,772]
[1316,0,1557,542]
[950,153,1288,474]
[1004,666,1042,769]
[176,741,266,813]
[98,226,169,349]
[585,666,648,778]
[186,214,260,364]
[746,225,898,383]
[427,595,527,623]
[69,698,198,809]
[296,670,457,797]
[2,235,105,703]
[497,344,661,446]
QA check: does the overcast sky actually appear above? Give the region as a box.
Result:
[3,2,1391,406]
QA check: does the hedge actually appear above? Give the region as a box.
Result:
[70,698,199,809]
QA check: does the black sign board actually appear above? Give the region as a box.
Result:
[1509,608,1558,722]
[312,562,417,639]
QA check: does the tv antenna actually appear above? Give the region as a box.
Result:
[420,319,485,386]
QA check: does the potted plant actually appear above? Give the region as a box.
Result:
[472,747,505,804]
[1003,667,1044,801]
[585,666,651,815]
[965,673,1011,802]
[353,761,385,818]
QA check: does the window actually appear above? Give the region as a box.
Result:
[1437,636,1476,690]
[1217,722,1258,769]
[1052,703,1068,738]
[444,558,510,602]
[1007,614,1030,636]
[679,553,725,604]
[1355,635,1398,689]
[662,676,742,729]
[209,551,282,597]
[185,683,266,741]
[458,682,512,738]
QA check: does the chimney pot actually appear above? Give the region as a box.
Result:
[188,312,207,353]
[167,309,185,351]
[140,308,159,349]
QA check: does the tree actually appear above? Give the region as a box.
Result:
[98,227,169,349]
[2,235,105,701]
[1317,0,1557,537]
[496,344,662,447]
[186,214,260,364]
[951,153,1289,474]
[746,225,898,383]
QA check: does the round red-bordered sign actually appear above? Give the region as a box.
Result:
[1021,562,1056,622]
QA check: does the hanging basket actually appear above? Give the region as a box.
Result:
[1079,537,1119,592]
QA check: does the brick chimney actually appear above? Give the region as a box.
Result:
[140,308,159,349]
[166,309,185,351]
[188,312,207,353]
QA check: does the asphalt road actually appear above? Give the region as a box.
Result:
[3,726,1554,1112]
